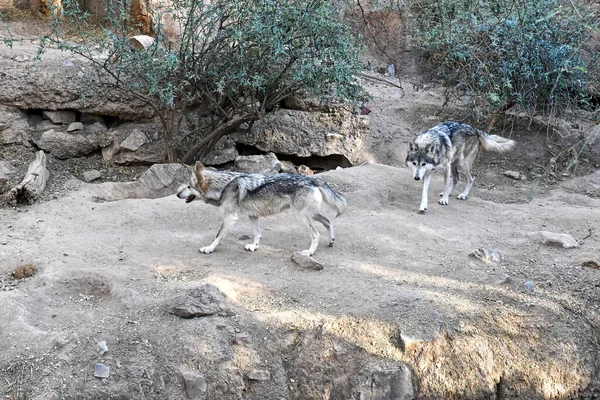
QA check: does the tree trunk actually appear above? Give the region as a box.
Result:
[6,150,50,206]
[181,114,257,165]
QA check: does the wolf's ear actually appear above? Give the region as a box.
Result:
[194,161,205,174]
[408,141,416,152]
[425,142,438,155]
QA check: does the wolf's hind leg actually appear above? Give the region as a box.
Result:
[314,214,334,246]
[245,216,261,252]
[299,217,320,256]
[457,153,477,200]
[440,162,459,205]
[200,214,238,254]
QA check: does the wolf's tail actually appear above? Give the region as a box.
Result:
[477,130,515,153]
[317,181,348,217]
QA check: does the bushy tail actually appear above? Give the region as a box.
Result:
[478,131,515,153]
[317,181,348,217]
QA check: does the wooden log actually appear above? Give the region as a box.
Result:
[6,151,50,206]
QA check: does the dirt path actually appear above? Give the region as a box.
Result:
[1,157,599,398]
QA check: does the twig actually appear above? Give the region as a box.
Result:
[356,72,404,89]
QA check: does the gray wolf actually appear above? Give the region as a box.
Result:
[406,121,515,213]
[176,162,347,256]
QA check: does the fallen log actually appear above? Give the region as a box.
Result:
[6,150,50,206]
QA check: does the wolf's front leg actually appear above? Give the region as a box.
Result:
[439,165,453,206]
[200,214,239,254]
[419,175,432,213]
[244,216,261,252]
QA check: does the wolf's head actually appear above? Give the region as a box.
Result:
[406,141,438,180]
[176,161,208,203]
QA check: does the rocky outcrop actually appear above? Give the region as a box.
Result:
[33,122,111,159]
[233,153,281,174]
[232,109,369,165]
[101,123,167,164]
[0,45,154,120]
[0,105,29,145]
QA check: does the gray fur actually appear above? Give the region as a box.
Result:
[406,121,515,213]
[176,162,347,256]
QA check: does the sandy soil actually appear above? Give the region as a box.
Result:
[1,24,600,399]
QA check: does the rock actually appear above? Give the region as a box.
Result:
[37,120,61,131]
[469,248,504,264]
[528,231,579,248]
[97,340,108,355]
[83,170,102,182]
[280,160,297,174]
[291,253,324,270]
[12,264,37,279]
[94,363,110,379]
[232,109,369,165]
[119,129,147,151]
[503,170,522,180]
[297,165,314,176]
[281,91,347,112]
[84,163,189,201]
[169,284,228,318]
[357,367,414,400]
[202,136,239,166]
[67,122,84,132]
[234,332,252,346]
[234,153,281,174]
[42,110,77,125]
[102,123,167,164]
[0,48,155,120]
[182,371,207,399]
[561,170,600,198]
[247,369,270,381]
[32,392,59,400]
[34,123,110,159]
[582,260,600,270]
[0,105,29,145]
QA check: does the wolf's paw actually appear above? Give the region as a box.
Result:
[299,250,314,257]
[244,243,259,252]
[457,193,468,200]
[439,198,449,206]
[328,239,335,247]
[419,208,427,214]
[199,246,214,254]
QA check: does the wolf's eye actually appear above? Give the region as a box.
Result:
[412,161,417,166]
[421,162,427,167]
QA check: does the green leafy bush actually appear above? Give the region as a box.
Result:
[37,0,363,162]
[409,0,599,116]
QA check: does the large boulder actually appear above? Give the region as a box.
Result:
[102,123,167,164]
[0,45,155,120]
[0,105,30,145]
[232,109,369,165]
[233,153,281,174]
[33,122,111,159]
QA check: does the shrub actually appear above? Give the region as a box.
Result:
[409,0,600,117]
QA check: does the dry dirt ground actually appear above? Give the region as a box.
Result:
[2,25,600,400]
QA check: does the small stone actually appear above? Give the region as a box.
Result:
[32,392,59,400]
[169,284,228,318]
[234,332,252,346]
[291,253,323,270]
[297,165,314,176]
[469,248,503,264]
[67,122,84,132]
[94,363,110,379]
[12,54,32,63]
[97,340,108,355]
[182,371,207,399]
[248,369,270,381]
[503,170,521,180]
[119,129,148,151]
[528,231,579,248]
[12,264,37,279]
[83,170,102,183]
[42,110,77,125]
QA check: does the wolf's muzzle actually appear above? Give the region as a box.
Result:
[185,194,196,203]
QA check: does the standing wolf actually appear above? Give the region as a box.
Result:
[176,162,347,256]
[406,121,515,213]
